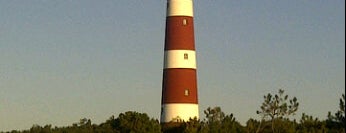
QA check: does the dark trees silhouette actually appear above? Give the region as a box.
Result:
[1,91,344,133]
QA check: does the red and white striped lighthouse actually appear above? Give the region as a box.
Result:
[161,0,199,123]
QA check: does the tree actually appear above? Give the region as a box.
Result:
[97,115,119,133]
[256,89,299,133]
[221,114,244,133]
[78,118,92,128]
[113,111,161,133]
[202,106,244,133]
[335,94,345,125]
[182,118,203,133]
[245,119,258,133]
[297,113,326,133]
[203,106,225,132]
[204,107,225,124]
[326,93,345,132]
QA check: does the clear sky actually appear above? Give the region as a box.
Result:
[0,0,344,131]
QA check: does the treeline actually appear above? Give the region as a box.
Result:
[2,90,344,133]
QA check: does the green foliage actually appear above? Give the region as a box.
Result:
[1,91,345,133]
[335,94,345,125]
[203,106,225,132]
[182,118,202,133]
[257,89,299,120]
[204,107,225,123]
[245,119,260,133]
[113,111,161,133]
[256,89,299,133]
[296,113,327,133]
[161,121,186,133]
[161,107,244,133]
[326,93,345,132]
[273,118,296,133]
[201,106,244,133]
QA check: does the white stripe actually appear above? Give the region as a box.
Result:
[164,50,196,69]
[161,103,199,122]
[167,0,193,17]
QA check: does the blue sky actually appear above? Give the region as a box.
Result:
[0,0,344,131]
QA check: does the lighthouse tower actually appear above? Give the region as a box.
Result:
[161,0,198,123]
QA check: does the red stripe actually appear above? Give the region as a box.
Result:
[162,68,198,103]
[164,16,195,50]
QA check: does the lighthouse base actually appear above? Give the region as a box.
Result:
[160,103,199,123]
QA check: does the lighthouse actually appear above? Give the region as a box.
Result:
[160,0,199,123]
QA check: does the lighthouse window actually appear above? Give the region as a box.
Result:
[184,89,189,96]
[184,53,188,60]
[183,19,187,25]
